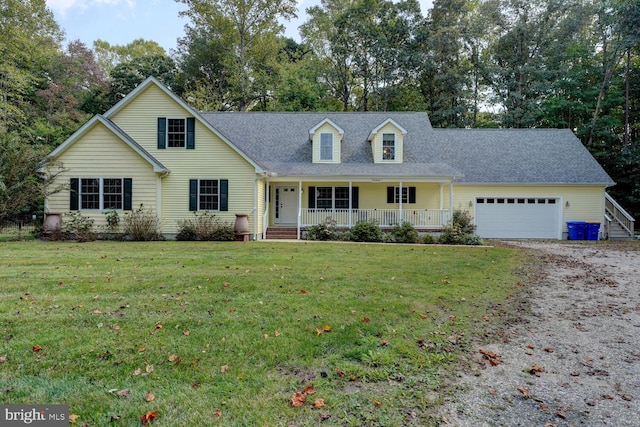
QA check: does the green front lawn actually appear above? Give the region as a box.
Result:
[0,241,523,426]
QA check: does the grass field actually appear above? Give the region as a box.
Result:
[0,240,524,426]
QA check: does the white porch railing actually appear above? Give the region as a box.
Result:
[300,209,451,228]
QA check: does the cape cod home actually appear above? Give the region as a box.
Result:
[44,77,635,240]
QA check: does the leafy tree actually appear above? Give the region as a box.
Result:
[108,54,180,105]
[0,0,63,138]
[177,0,297,111]
[0,133,65,223]
[93,38,167,74]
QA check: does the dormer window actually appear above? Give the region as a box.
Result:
[382,133,395,160]
[310,118,343,163]
[320,133,333,161]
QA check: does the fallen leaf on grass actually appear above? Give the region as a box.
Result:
[314,398,325,409]
[374,400,382,406]
[291,391,307,407]
[221,364,230,373]
[362,317,370,323]
[0,355,7,364]
[69,414,80,423]
[115,389,130,398]
[145,390,156,402]
[183,329,190,336]
[334,368,345,377]
[168,354,181,364]
[213,409,222,417]
[110,415,121,422]
[140,411,158,424]
[31,345,43,352]
[133,368,142,376]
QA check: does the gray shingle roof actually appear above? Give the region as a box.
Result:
[199,112,614,185]
[432,129,614,185]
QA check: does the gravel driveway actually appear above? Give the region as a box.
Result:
[438,241,640,427]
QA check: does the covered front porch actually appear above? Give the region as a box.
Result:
[263,178,456,239]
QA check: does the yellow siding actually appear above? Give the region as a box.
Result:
[110,83,259,234]
[312,122,341,163]
[372,122,404,163]
[46,124,159,229]
[452,185,606,231]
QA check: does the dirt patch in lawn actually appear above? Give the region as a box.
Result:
[437,241,640,427]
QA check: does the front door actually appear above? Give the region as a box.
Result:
[274,186,298,225]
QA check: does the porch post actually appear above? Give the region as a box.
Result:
[349,181,353,227]
[297,180,302,239]
[399,181,403,224]
[449,183,454,223]
[264,179,270,238]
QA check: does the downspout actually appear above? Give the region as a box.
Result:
[253,175,259,241]
[264,178,270,239]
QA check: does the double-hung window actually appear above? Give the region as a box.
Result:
[189,179,229,211]
[382,133,395,160]
[387,186,416,204]
[158,117,195,149]
[167,118,186,148]
[70,178,132,210]
[308,186,359,210]
[320,133,333,161]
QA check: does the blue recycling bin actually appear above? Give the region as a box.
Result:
[566,221,587,240]
[585,222,601,241]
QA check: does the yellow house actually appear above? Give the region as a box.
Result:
[45,77,633,240]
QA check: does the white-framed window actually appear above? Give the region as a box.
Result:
[167,118,186,148]
[382,133,395,160]
[72,178,131,210]
[189,179,229,212]
[198,179,219,211]
[310,186,358,210]
[387,186,416,204]
[320,133,333,161]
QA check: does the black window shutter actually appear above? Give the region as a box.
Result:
[308,186,316,208]
[70,178,79,210]
[409,187,416,204]
[186,117,195,149]
[189,179,198,211]
[123,178,133,210]
[220,179,228,211]
[157,117,166,149]
[387,186,394,204]
[351,187,359,209]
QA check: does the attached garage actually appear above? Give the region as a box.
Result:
[475,197,562,239]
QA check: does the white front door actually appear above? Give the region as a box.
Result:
[274,186,298,225]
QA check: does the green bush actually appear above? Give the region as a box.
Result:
[176,212,235,241]
[123,204,163,241]
[439,210,481,245]
[60,211,96,242]
[304,217,338,241]
[421,233,437,244]
[390,221,419,243]
[349,220,382,242]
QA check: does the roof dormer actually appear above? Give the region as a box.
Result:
[368,118,407,164]
[310,118,344,163]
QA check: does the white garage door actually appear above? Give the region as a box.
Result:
[475,197,562,239]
